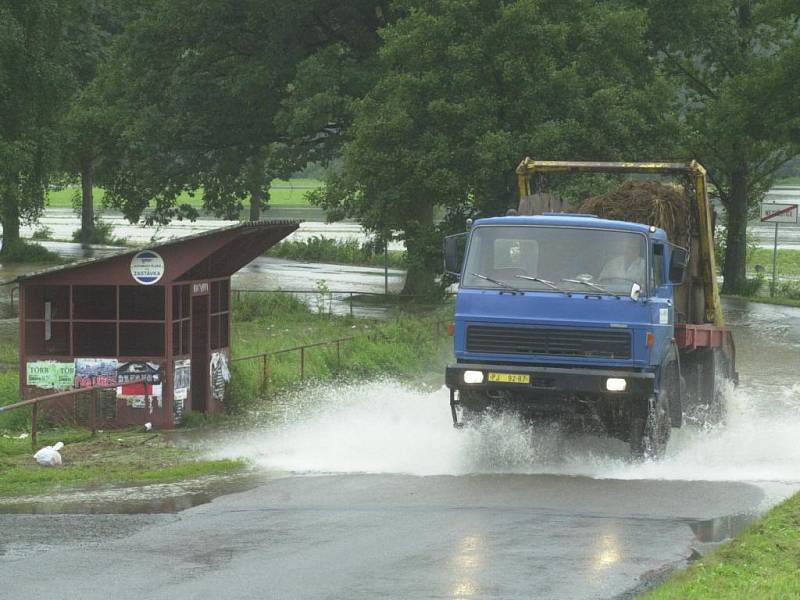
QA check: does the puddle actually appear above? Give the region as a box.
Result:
[688,513,757,543]
[0,472,268,515]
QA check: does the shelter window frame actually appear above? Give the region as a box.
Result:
[209,279,230,350]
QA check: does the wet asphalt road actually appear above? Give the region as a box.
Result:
[3,263,800,598]
[0,475,764,600]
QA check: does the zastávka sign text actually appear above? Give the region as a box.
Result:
[130,250,165,285]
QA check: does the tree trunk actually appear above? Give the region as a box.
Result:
[0,186,20,254]
[247,152,267,222]
[80,159,94,246]
[722,164,749,293]
[400,202,439,297]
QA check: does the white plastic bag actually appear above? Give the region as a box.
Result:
[33,441,64,466]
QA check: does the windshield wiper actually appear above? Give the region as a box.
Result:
[515,275,562,291]
[561,278,609,293]
[470,272,523,292]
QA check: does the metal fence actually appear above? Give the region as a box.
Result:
[0,379,145,449]
[229,318,451,398]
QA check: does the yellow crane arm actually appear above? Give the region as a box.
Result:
[515,158,724,326]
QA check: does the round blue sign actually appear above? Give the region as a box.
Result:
[130,250,165,285]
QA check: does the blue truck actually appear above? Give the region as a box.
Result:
[443,160,737,458]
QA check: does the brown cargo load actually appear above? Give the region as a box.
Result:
[579,180,692,247]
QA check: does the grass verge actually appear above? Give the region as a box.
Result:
[267,236,406,268]
[0,428,246,497]
[229,292,452,411]
[644,492,800,599]
[46,178,321,209]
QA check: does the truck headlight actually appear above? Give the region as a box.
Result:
[463,370,484,384]
[606,378,627,392]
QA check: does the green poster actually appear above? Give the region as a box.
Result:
[26,361,75,390]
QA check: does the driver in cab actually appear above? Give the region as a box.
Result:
[598,236,645,284]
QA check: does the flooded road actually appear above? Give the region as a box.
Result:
[3,298,800,598]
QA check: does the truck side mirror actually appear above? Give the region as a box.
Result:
[668,246,689,284]
[443,233,467,278]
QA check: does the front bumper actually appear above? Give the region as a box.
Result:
[445,363,655,396]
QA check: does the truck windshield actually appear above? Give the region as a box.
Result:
[462,225,647,295]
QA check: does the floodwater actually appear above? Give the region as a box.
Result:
[207,297,800,509]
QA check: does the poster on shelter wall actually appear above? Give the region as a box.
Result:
[26,361,75,390]
[74,358,118,388]
[210,351,230,401]
[116,362,162,408]
[174,359,190,401]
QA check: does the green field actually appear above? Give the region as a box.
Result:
[748,248,800,276]
[774,176,800,186]
[46,178,321,209]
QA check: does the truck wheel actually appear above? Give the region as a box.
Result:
[703,348,729,424]
[630,394,670,459]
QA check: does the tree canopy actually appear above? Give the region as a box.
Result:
[635,0,800,291]
[0,0,73,251]
[315,0,679,294]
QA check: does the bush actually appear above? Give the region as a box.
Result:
[773,280,800,300]
[268,236,406,268]
[30,226,53,241]
[71,217,126,246]
[232,291,310,322]
[0,241,64,264]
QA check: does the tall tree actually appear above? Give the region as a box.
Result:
[99,0,390,225]
[0,0,72,252]
[316,0,678,295]
[59,0,140,244]
[636,0,800,292]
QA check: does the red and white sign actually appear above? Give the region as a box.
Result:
[760,202,798,223]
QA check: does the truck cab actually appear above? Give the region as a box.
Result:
[445,213,687,456]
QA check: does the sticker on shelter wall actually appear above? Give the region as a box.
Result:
[174,359,190,401]
[130,250,165,285]
[210,352,230,401]
[659,308,669,325]
[74,358,118,388]
[173,397,185,424]
[117,362,162,407]
[26,361,75,390]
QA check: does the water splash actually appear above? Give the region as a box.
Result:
[210,378,800,484]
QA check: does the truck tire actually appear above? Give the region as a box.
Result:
[703,348,729,424]
[629,394,671,459]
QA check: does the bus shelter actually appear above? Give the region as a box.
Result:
[13,221,298,428]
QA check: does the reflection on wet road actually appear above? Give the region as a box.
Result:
[2,273,800,597]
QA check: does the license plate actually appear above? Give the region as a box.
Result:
[487,372,530,384]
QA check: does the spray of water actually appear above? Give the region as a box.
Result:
[210,378,800,484]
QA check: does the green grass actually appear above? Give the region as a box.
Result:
[774,176,800,186]
[46,178,321,210]
[0,428,246,497]
[644,492,800,599]
[0,241,65,264]
[267,236,407,268]
[228,291,453,411]
[748,248,800,277]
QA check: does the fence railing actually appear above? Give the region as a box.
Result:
[229,318,451,397]
[0,379,145,449]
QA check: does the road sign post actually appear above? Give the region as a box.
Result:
[760,202,799,297]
